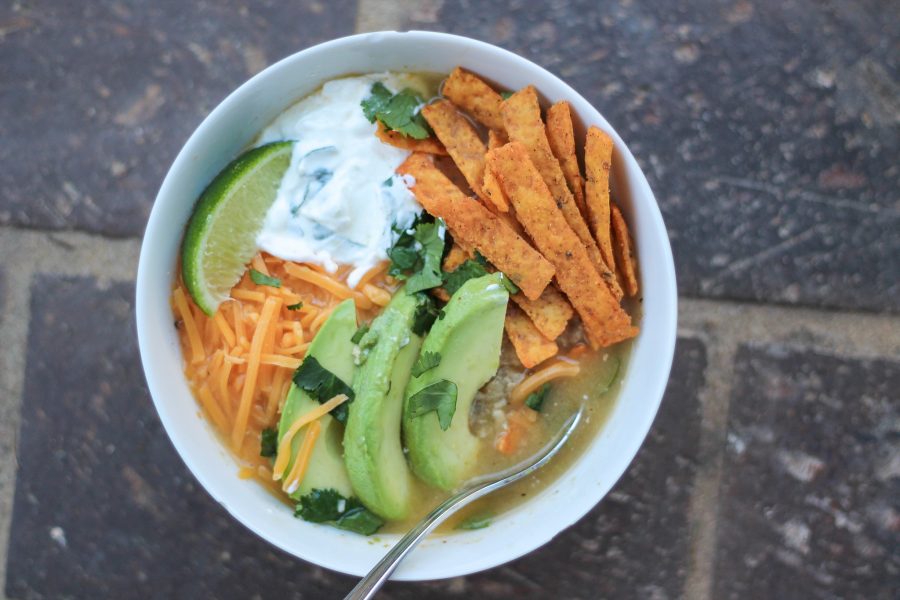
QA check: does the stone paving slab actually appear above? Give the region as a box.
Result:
[403,0,900,313]
[713,344,899,599]
[4,273,706,599]
[0,1,354,237]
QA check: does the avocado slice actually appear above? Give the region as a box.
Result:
[277,298,356,499]
[403,274,509,491]
[343,289,423,520]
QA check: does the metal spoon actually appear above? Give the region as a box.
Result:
[343,404,585,600]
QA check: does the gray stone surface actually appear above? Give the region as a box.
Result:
[3,273,706,599]
[713,344,899,599]
[405,0,900,312]
[0,1,354,237]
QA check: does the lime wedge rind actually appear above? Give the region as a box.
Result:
[181,141,294,315]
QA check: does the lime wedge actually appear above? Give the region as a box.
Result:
[181,141,293,315]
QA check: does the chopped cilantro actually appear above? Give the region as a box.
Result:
[411,351,441,378]
[456,513,493,530]
[292,356,354,424]
[259,428,278,458]
[294,488,384,536]
[360,81,392,122]
[351,323,370,345]
[361,82,432,139]
[383,176,394,187]
[411,293,440,336]
[387,214,447,293]
[407,379,458,431]
[500,91,515,100]
[249,269,281,288]
[287,302,304,311]
[524,383,551,412]
[442,258,489,296]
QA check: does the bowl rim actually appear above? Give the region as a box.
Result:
[136,29,678,580]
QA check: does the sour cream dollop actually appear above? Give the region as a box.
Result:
[255,74,425,287]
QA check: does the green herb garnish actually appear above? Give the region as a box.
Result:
[295,488,384,536]
[411,351,441,378]
[292,356,354,423]
[249,269,281,288]
[407,379,458,431]
[411,292,440,336]
[259,428,278,458]
[524,383,551,412]
[387,215,447,293]
[500,91,515,100]
[287,302,304,311]
[351,323,370,345]
[442,258,489,296]
[361,82,432,139]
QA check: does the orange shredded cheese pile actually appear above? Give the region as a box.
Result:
[173,254,393,486]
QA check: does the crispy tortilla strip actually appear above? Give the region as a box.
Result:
[442,67,505,131]
[546,101,586,217]
[375,122,448,155]
[511,285,573,341]
[610,202,640,297]
[488,129,508,149]
[501,87,621,299]
[505,304,559,368]
[584,126,616,271]
[422,100,487,198]
[442,243,471,272]
[398,153,554,300]
[488,143,637,348]
[483,130,510,212]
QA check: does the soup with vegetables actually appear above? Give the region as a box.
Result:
[172,68,641,536]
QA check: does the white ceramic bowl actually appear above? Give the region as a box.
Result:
[136,31,677,580]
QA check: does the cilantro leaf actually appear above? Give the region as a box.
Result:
[292,356,354,423]
[411,351,441,378]
[405,220,446,293]
[287,302,304,311]
[294,488,384,536]
[407,379,458,430]
[524,383,551,412]
[387,215,447,293]
[259,428,278,458]
[360,81,392,123]
[442,258,489,296]
[500,91,515,100]
[411,293,440,336]
[351,323,370,345]
[456,513,492,530]
[249,269,281,288]
[383,176,394,187]
[361,83,432,139]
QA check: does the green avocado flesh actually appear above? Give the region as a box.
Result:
[277,299,356,499]
[403,274,509,491]
[343,289,423,521]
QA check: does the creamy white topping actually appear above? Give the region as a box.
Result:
[255,74,425,287]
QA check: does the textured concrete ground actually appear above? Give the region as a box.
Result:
[1,1,898,598]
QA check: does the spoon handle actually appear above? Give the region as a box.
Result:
[343,407,582,600]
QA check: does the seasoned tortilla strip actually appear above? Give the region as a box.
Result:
[505,304,559,368]
[584,126,616,271]
[375,122,448,155]
[442,243,471,272]
[397,153,554,300]
[488,143,637,348]
[610,202,640,297]
[546,101,586,217]
[483,130,510,212]
[422,100,487,198]
[501,87,620,298]
[510,285,573,341]
[442,67,506,131]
